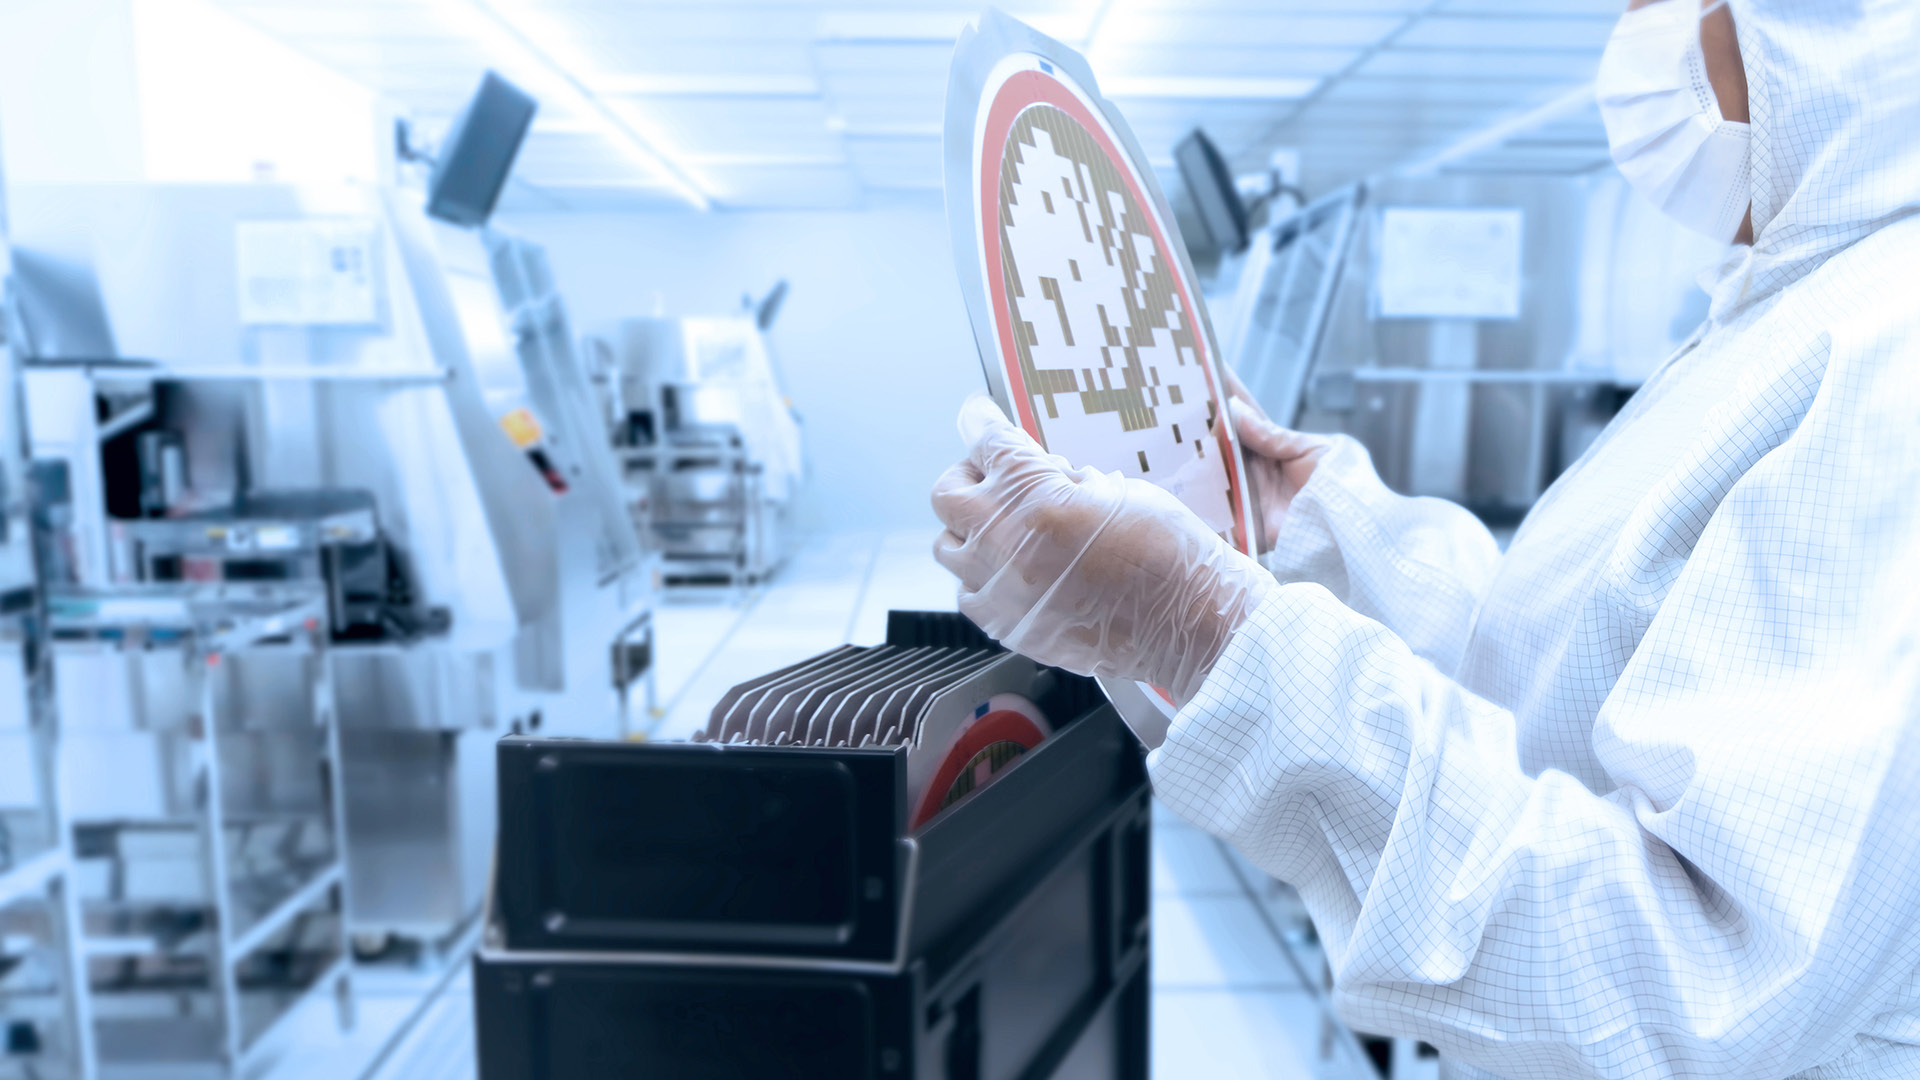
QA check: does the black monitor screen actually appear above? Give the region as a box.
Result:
[1175,129,1249,258]
[427,71,537,228]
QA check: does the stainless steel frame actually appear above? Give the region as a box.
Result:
[1223,184,1364,428]
[1,225,98,1080]
[49,584,351,1078]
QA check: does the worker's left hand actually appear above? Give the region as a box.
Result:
[931,395,1276,705]
[1223,368,1332,554]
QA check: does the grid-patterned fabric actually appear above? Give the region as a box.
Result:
[1150,5,1920,1073]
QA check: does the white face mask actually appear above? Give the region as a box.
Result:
[1596,0,1752,243]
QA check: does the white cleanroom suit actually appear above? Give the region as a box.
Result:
[1155,1,1920,1075]
[935,0,1920,1075]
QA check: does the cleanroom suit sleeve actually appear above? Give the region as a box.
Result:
[1152,298,1920,1077]
[1262,434,1501,672]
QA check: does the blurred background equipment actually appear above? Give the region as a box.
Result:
[584,309,801,589]
[424,71,537,230]
[1,148,99,1080]
[3,68,661,1076]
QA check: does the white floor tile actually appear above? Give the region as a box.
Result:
[847,528,956,645]
[1154,987,1351,1080]
[1154,826,1244,897]
[366,971,476,1080]
[1154,796,1203,833]
[649,603,750,706]
[1153,895,1306,991]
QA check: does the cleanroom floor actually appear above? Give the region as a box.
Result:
[264,530,1397,1080]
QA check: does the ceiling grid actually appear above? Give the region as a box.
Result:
[209,0,1625,211]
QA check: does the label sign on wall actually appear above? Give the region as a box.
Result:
[236,218,383,325]
[1376,207,1525,320]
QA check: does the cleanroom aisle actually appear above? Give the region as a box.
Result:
[269,530,1371,1080]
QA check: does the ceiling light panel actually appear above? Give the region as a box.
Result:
[1092,45,1361,79]
[503,184,698,213]
[1395,15,1618,51]
[1107,0,1429,11]
[1360,48,1603,80]
[1277,101,1506,129]
[561,4,820,40]
[213,1,451,39]
[819,71,949,110]
[573,40,816,82]
[842,134,944,189]
[815,8,1087,43]
[594,74,821,97]
[1438,149,1612,174]
[1315,76,1573,106]
[620,97,842,160]
[820,88,949,129]
[511,131,684,185]
[1092,12,1403,50]
[810,41,954,76]
[1103,76,1319,101]
[697,162,865,208]
[1441,0,1624,13]
[278,36,495,72]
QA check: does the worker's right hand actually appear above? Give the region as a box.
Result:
[931,396,1276,705]
[1226,372,1331,554]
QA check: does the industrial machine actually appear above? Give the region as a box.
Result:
[475,612,1150,1080]
[0,175,98,1080]
[585,314,800,588]
[3,172,654,1070]
[1206,170,1712,520]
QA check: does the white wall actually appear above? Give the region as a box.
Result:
[0,0,382,192]
[0,0,147,186]
[503,207,985,532]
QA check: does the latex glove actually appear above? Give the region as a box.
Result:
[1225,367,1332,554]
[931,395,1276,705]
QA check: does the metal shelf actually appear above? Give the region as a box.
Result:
[143,366,450,383]
[95,396,155,443]
[226,864,342,963]
[48,583,353,1076]
[47,585,328,655]
[0,847,67,911]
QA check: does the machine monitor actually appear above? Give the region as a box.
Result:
[427,71,537,228]
[1175,128,1251,260]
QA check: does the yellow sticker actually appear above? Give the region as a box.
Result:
[499,407,544,449]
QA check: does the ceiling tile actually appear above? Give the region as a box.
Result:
[699,163,865,208]
[1093,12,1405,49]
[207,0,1626,209]
[843,133,943,189]
[619,97,841,159]
[1360,47,1602,80]
[1095,45,1361,79]
[1394,14,1618,51]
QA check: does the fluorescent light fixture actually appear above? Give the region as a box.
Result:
[423,0,712,209]
[816,11,973,42]
[684,154,846,168]
[816,9,1086,43]
[595,74,821,98]
[1398,81,1594,177]
[827,117,944,138]
[527,117,602,135]
[1101,76,1320,101]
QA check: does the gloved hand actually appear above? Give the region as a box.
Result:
[1224,368,1332,554]
[931,395,1277,705]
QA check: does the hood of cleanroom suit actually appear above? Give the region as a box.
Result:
[1146,3,1920,1079]
[1716,0,1920,319]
